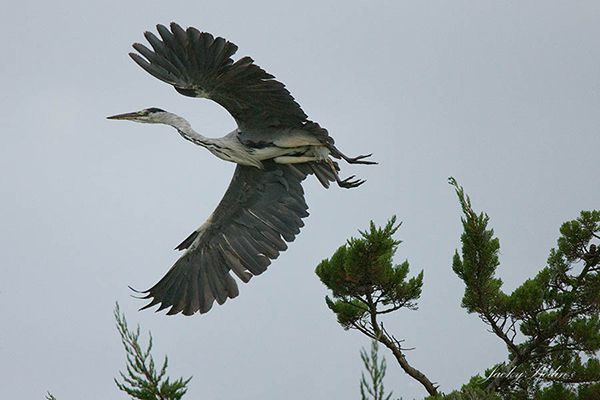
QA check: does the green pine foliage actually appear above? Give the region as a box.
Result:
[360,340,399,400]
[114,303,192,400]
[449,177,600,398]
[316,216,423,331]
[449,177,505,316]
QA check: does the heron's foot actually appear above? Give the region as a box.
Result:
[325,157,367,189]
[328,143,378,165]
[337,174,366,189]
[343,153,377,165]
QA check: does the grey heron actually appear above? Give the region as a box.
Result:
[108,23,375,315]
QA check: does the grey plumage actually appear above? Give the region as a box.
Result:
[109,23,375,315]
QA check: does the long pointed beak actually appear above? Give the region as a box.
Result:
[107,111,142,120]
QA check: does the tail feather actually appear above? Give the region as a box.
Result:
[288,161,337,189]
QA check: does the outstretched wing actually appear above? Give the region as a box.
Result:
[138,161,333,315]
[129,22,308,130]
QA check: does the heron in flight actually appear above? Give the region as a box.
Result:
[108,23,375,315]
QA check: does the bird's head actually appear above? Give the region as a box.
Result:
[107,108,170,124]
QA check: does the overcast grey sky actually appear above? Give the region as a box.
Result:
[1,2,599,399]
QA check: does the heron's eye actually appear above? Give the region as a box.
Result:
[140,110,150,116]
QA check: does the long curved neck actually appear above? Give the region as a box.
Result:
[162,113,216,148]
[159,112,262,167]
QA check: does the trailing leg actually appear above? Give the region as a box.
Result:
[327,144,377,165]
[327,158,366,189]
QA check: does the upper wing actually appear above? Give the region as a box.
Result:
[138,161,333,316]
[129,23,308,130]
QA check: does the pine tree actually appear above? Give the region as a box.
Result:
[360,340,399,400]
[449,177,600,398]
[114,303,192,400]
[316,216,437,396]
